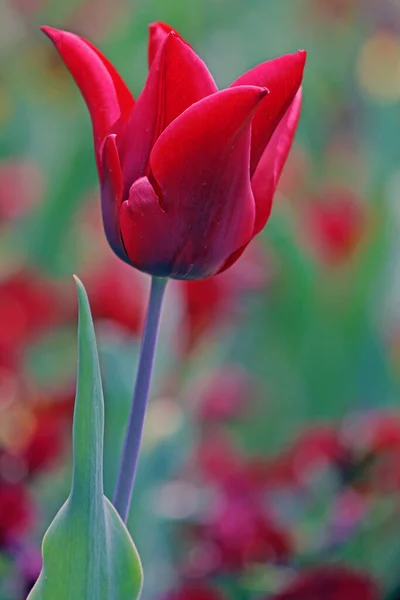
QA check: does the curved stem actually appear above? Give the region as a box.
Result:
[113,275,167,522]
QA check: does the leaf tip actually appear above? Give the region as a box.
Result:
[73,274,89,306]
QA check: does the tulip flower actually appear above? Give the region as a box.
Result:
[41,22,306,280]
[41,21,306,524]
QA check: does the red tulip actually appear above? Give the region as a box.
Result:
[269,566,381,600]
[41,23,306,279]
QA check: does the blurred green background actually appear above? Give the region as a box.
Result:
[1,0,400,599]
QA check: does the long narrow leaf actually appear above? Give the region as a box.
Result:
[28,277,143,600]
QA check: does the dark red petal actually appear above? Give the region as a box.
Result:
[216,243,248,274]
[100,134,130,263]
[119,177,172,276]
[251,89,302,235]
[232,50,306,175]
[117,33,218,196]
[143,86,267,278]
[41,26,134,171]
[148,21,189,67]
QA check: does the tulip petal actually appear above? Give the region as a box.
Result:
[232,51,306,175]
[218,89,303,274]
[216,244,248,274]
[41,26,134,170]
[252,89,303,235]
[120,177,177,276]
[130,86,268,278]
[117,33,218,196]
[100,134,130,263]
[148,21,189,67]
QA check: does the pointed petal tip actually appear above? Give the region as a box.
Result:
[40,25,58,40]
[162,29,187,50]
[149,21,172,32]
[244,85,271,106]
[296,49,307,68]
[283,49,307,71]
[148,21,179,42]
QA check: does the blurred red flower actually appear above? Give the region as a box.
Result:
[0,482,33,545]
[166,584,225,600]
[181,243,267,351]
[0,160,44,225]
[83,256,147,336]
[350,412,400,493]
[240,425,348,493]
[287,425,347,482]
[0,270,65,369]
[188,432,293,575]
[356,412,400,454]
[193,366,256,421]
[21,395,73,475]
[183,495,292,576]
[270,566,381,600]
[194,433,246,491]
[197,508,292,573]
[305,188,366,265]
[0,388,73,478]
[42,22,305,279]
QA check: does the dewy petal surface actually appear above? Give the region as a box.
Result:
[251,89,303,235]
[41,26,134,170]
[148,21,189,67]
[232,51,306,175]
[117,33,218,197]
[121,86,268,279]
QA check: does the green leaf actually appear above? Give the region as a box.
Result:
[28,277,143,600]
